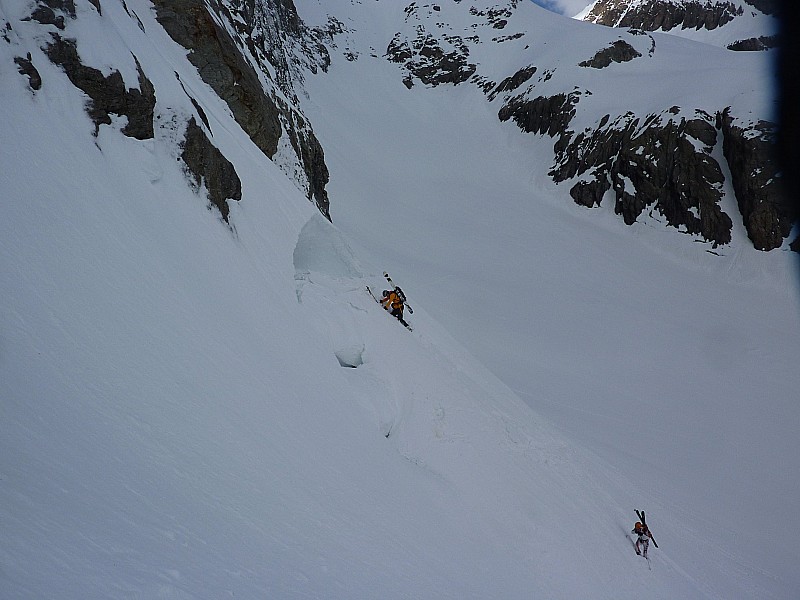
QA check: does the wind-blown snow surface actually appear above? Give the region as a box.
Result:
[1,2,798,600]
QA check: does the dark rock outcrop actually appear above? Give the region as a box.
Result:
[498,92,581,137]
[727,35,779,51]
[583,0,743,32]
[152,0,282,158]
[550,112,733,247]
[718,111,793,250]
[181,117,242,223]
[28,6,66,30]
[42,0,76,17]
[570,178,610,208]
[497,77,793,250]
[742,0,779,15]
[386,31,476,88]
[579,40,642,69]
[468,2,518,29]
[152,0,330,219]
[22,0,75,29]
[44,34,155,139]
[220,0,330,103]
[489,65,536,101]
[288,118,330,218]
[14,54,42,91]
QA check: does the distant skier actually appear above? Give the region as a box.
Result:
[381,288,409,329]
[632,520,654,558]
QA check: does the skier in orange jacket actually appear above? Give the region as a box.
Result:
[381,289,409,328]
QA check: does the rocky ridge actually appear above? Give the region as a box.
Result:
[579,0,779,51]
[150,0,332,219]
[581,0,744,32]
[6,0,332,222]
[171,0,332,214]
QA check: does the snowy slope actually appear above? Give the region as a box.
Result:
[0,1,691,598]
[2,1,799,599]
[0,43,705,597]
[297,0,800,597]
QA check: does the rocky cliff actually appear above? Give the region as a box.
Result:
[580,0,779,50]
[9,0,332,222]
[151,0,332,218]
[582,0,744,32]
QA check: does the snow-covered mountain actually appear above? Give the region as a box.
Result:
[8,0,793,251]
[362,0,791,251]
[577,0,780,50]
[2,0,798,598]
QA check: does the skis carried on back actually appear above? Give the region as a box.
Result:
[635,509,658,548]
[631,509,656,569]
[383,272,413,314]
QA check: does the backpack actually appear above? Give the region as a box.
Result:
[393,286,406,302]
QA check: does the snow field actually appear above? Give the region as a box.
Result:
[1,0,798,598]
